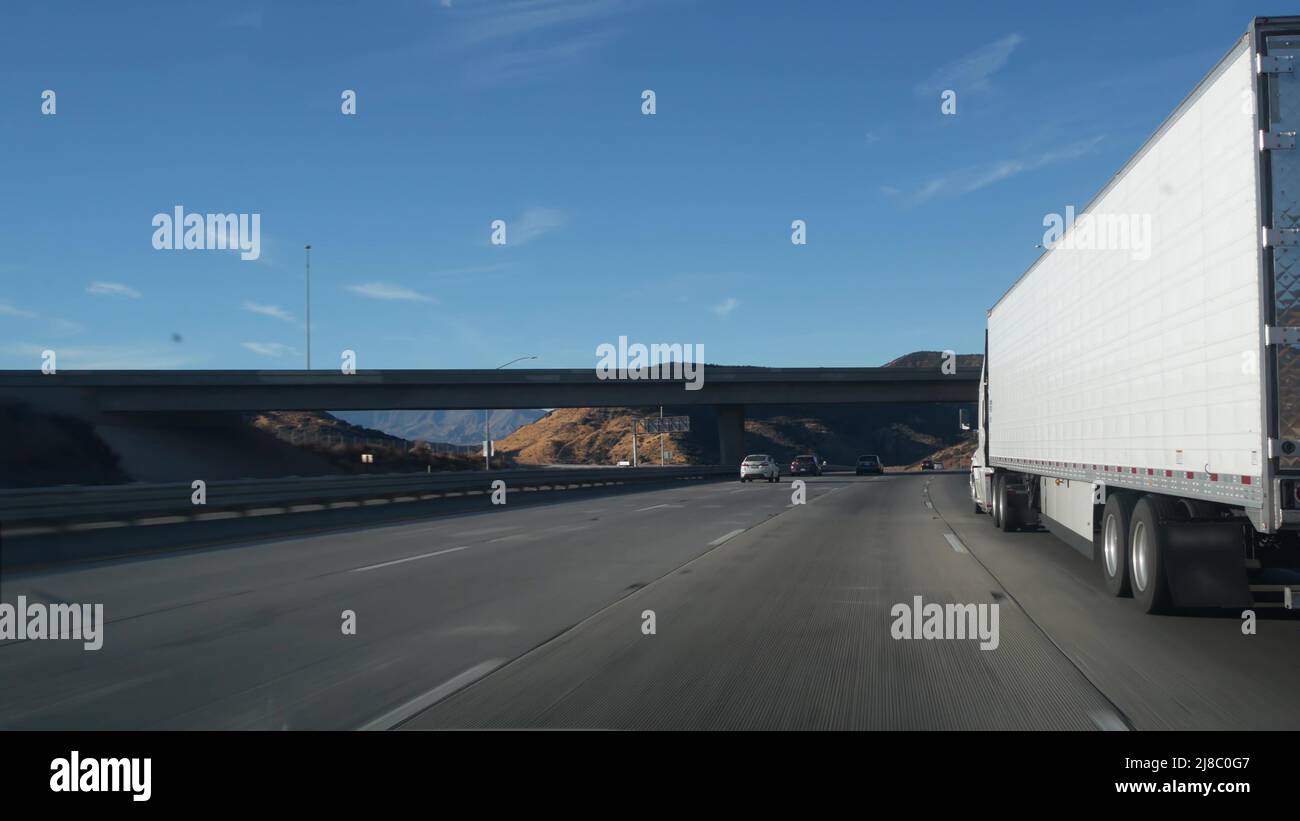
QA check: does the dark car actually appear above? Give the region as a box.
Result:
[855,454,883,475]
[789,454,823,476]
[920,459,936,471]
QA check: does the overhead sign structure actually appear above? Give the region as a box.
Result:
[643,415,690,434]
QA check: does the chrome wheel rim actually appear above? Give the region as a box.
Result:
[1103,512,1120,578]
[1131,520,1150,592]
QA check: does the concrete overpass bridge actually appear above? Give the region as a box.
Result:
[0,366,980,466]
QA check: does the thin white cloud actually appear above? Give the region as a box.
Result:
[885,136,1104,205]
[243,301,294,322]
[87,281,142,298]
[713,297,738,317]
[0,302,38,319]
[458,0,631,45]
[10,342,199,369]
[346,282,438,303]
[242,342,294,358]
[49,319,85,336]
[509,207,568,245]
[0,302,85,339]
[917,33,1023,95]
[470,30,616,87]
[450,0,642,87]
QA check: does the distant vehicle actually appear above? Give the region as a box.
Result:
[789,454,823,477]
[740,454,780,483]
[920,459,935,471]
[856,455,883,475]
[616,460,631,467]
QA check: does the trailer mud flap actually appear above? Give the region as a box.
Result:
[1162,521,1252,608]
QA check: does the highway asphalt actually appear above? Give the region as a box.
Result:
[3,472,1298,729]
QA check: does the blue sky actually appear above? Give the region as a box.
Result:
[0,0,1261,370]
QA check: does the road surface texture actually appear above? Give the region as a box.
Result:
[3,473,1298,729]
[407,473,1300,730]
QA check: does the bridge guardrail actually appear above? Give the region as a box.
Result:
[0,466,734,526]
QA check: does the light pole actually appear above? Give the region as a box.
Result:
[485,355,538,470]
[304,244,312,370]
[659,405,665,465]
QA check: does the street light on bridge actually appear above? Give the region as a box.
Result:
[485,355,538,470]
[304,244,312,371]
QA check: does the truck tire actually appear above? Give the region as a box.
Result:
[1129,496,1174,614]
[998,476,1019,532]
[991,474,1003,528]
[1100,492,1135,597]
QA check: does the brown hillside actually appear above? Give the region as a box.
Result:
[894,437,979,472]
[494,408,697,465]
[884,351,984,369]
[496,352,983,468]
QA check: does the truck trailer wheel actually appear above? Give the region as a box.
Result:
[997,475,1019,532]
[1129,496,1174,614]
[991,474,1004,528]
[1100,492,1135,597]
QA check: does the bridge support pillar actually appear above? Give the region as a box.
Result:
[717,404,745,467]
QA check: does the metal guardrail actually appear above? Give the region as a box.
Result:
[0,466,734,526]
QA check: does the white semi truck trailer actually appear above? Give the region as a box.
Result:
[970,15,1300,613]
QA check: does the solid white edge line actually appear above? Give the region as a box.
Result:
[358,658,506,730]
[351,545,471,573]
[943,533,968,553]
[708,528,746,547]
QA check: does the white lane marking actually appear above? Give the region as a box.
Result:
[5,526,53,537]
[924,500,933,509]
[68,520,129,530]
[543,523,594,534]
[489,533,533,543]
[358,659,506,730]
[351,545,470,573]
[804,486,843,504]
[943,533,967,553]
[635,503,681,512]
[708,529,746,547]
[452,526,520,538]
[1089,710,1129,731]
[401,523,452,535]
[135,515,189,526]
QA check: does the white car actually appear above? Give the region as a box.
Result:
[740,454,780,483]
